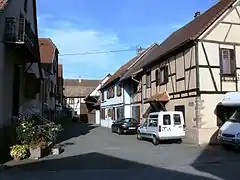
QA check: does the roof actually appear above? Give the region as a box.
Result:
[120,43,159,81]
[58,64,63,78]
[84,73,112,100]
[63,79,101,97]
[140,0,236,69]
[39,38,59,64]
[0,0,8,10]
[100,48,151,89]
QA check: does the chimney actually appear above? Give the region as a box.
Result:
[78,76,81,83]
[194,12,201,18]
[136,46,145,55]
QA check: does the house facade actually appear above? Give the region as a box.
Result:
[64,79,100,123]
[100,45,158,128]
[0,0,42,160]
[39,38,59,121]
[121,0,240,145]
[84,74,111,125]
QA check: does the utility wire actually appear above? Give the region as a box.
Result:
[59,48,137,56]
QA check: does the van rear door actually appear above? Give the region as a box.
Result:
[159,112,173,138]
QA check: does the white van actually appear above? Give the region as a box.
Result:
[137,111,185,145]
[218,108,240,148]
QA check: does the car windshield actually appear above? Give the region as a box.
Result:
[122,118,137,123]
[229,109,240,123]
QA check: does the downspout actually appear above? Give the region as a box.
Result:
[131,76,144,123]
[195,41,200,146]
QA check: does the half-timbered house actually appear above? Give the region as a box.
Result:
[121,0,240,145]
[99,44,158,128]
[64,79,100,123]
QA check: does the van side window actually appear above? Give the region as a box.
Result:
[173,114,181,125]
[163,114,171,125]
[148,119,158,127]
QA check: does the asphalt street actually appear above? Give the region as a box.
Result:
[1,122,240,180]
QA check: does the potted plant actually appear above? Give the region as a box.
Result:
[29,132,48,159]
[10,144,29,161]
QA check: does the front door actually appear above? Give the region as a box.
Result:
[12,65,21,116]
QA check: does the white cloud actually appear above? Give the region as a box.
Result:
[37,15,128,79]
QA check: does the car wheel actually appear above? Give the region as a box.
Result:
[111,127,114,133]
[176,139,182,144]
[152,135,159,145]
[137,131,142,140]
[117,128,122,135]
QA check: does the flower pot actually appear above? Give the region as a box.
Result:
[29,146,41,159]
[13,156,21,161]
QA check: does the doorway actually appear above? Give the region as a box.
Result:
[174,105,185,126]
[12,65,21,116]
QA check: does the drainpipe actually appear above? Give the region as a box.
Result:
[131,76,144,123]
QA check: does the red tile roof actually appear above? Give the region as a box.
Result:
[100,47,156,89]
[0,0,8,10]
[39,38,59,64]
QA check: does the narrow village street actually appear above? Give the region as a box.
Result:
[1,122,240,180]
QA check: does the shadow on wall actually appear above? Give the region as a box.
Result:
[56,122,97,144]
[8,152,217,180]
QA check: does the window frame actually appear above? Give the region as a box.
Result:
[163,114,171,125]
[146,71,151,88]
[117,84,122,96]
[219,48,236,76]
[160,65,169,85]
[155,69,159,86]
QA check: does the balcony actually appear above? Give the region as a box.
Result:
[4,16,39,63]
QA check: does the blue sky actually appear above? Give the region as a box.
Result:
[37,0,217,80]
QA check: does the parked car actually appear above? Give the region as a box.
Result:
[218,108,240,149]
[111,118,140,135]
[137,111,185,145]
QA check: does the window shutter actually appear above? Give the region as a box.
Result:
[164,66,169,83]
[230,49,236,75]
[155,69,159,86]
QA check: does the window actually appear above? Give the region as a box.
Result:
[175,105,185,126]
[121,118,138,123]
[148,119,158,127]
[107,89,110,99]
[142,120,148,127]
[100,108,105,119]
[146,71,151,88]
[112,108,115,120]
[111,86,115,98]
[149,115,158,119]
[163,114,171,125]
[220,48,236,75]
[69,98,74,104]
[173,114,181,125]
[101,91,105,101]
[107,87,115,98]
[117,84,122,96]
[155,69,159,86]
[160,66,169,85]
